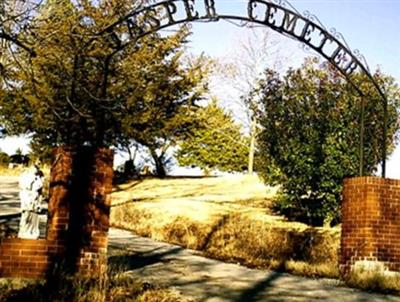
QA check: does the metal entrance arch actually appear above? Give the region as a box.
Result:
[97,0,389,177]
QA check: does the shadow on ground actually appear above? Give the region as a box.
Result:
[107,229,400,302]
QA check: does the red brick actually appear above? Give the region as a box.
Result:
[341,176,400,278]
[0,147,113,279]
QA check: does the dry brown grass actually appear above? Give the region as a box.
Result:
[0,240,191,302]
[345,269,400,295]
[0,165,51,177]
[136,288,190,302]
[0,272,189,302]
[112,175,277,206]
[0,166,24,176]
[110,175,340,278]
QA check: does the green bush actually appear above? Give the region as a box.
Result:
[252,59,399,226]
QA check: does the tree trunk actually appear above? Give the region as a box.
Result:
[126,143,138,162]
[149,148,166,178]
[127,145,133,161]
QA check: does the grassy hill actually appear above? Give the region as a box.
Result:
[110,175,340,278]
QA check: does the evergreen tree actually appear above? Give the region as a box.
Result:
[0,0,209,178]
[176,100,249,173]
[0,0,38,55]
[115,32,211,177]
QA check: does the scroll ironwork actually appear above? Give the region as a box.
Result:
[96,0,389,177]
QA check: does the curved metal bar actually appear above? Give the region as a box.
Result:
[95,0,388,177]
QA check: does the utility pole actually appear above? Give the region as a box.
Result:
[248,117,256,175]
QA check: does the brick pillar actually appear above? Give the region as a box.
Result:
[340,177,400,278]
[0,146,113,279]
[47,147,73,242]
[48,146,113,275]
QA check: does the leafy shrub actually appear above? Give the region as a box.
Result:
[253,60,399,226]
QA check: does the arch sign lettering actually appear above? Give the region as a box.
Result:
[99,0,389,177]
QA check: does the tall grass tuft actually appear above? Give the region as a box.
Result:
[346,269,400,295]
[0,263,189,302]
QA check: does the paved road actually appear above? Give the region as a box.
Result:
[108,228,400,302]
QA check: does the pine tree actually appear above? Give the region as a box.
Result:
[0,0,210,177]
[176,99,249,173]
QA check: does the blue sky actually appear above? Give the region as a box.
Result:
[1,0,399,177]
[182,0,400,178]
[186,0,400,79]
